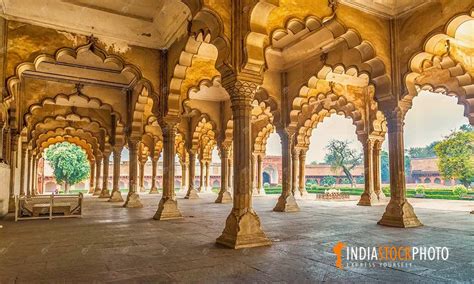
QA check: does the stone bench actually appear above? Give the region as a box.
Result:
[316,189,350,200]
[15,193,83,221]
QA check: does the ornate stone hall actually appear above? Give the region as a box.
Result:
[0,0,473,281]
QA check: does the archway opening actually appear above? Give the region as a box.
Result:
[43,142,91,194]
[402,90,473,201]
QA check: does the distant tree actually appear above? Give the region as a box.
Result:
[408,141,439,159]
[45,142,90,193]
[459,124,473,133]
[381,150,390,183]
[434,131,474,188]
[310,161,318,165]
[324,140,362,187]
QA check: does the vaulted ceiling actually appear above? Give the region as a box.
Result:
[0,0,191,49]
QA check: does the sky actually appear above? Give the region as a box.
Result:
[120,91,468,163]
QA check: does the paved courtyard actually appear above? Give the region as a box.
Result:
[0,193,473,283]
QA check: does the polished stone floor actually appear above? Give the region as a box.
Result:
[0,193,473,283]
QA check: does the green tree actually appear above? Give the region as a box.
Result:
[45,142,90,193]
[321,176,337,187]
[324,140,362,187]
[434,131,474,188]
[408,141,439,159]
[381,150,390,183]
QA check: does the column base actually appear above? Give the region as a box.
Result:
[470,210,474,214]
[153,197,183,220]
[357,191,380,206]
[376,190,387,201]
[108,190,124,202]
[93,188,102,196]
[123,192,143,208]
[273,194,300,212]
[8,196,15,213]
[88,187,94,194]
[216,209,272,249]
[149,187,159,194]
[378,200,423,228]
[99,189,111,198]
[185,188,200,199]
[139,186,146,193]
[295,188,308,199]
[215,190,232,203]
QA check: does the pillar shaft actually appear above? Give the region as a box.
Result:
[199,160,204,191]
[109,148,124,202]
[215,146,232,203]
[124,139,143,207]
[8,135,18,212]
[181,160,187,191]
[273,129,299,212]
[154,123,182,220]
[378,110,422,227]
[19,145,27,196]
[373,142,385,200]
[358,139,378,206]
[26,152,32,196]
[102,154,110,190]
[216,79,270,249]
[89,161,95,193]
[291,149,298,196]
[32,157,37,195]
[205,161,210,190]
[251,154,256,191]
[93,157,102,195]
[228,158,232,190]
[139,161,145,191]
[298,151,307,196]
[149,157,158,193]
[256,154,263,194]
[185,151,199,199]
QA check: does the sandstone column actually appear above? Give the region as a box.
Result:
[273,128,299,212]
[378,110,422,227]
[26,152,32,196]
[149,155,159,194]
[215,145,232,203]
[185,151,199,199]
[228,156,232,191]
[124,139,143,208]
[216,79,271,249]
[19,144,27,196]
[154,123,183,220]
[205,161,210,191]
[8,134,18,212]
[256,154,265,195]
[180,158,188,193]
[291,148,299,196]
[32,156,38,195]
[358,138,379,206]
[93,156,102,196]
[199,159,204,192]
[99,152,111,198]
[109,148,124,202]
[139,160,145,192]
[298,150,308,197]
[373,141,386,201]
[89,160,95,194]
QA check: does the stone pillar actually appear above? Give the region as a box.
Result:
[124,139,143,208]
[378,110,422,227]
[255,154,265,195]
[149,156,159,194]
[139,160,145,192]
[99,152,111,198]
[19,144,27,196]
[215,146,232,203]
[199,159,204,192]
[205,161,210,191]
[358,138,379,206]
[32,156,38,195]
[373,141,386,201]
[93,156,102,196]
[180,158,188,193]
[109,148,124,202]
[89,160,95,194]
[251,154,257,195]
[216,79,271,249]
[228,157,232,191]
[8,134,18,213]
[185,151,199,199]
[154,123,182,220]
[273,128,299,212]
[0,122,4,162]
[291,148,299,196]
[298,150,308,197]
[26,151,32,196]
